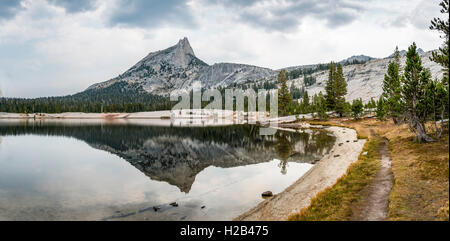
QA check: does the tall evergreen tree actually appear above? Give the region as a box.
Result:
[333,64,348,117]
[325,62,336,110]
[302,90,310,111]
[429,0,449,132]
[401,43,434,142]
[376,96,386,120]
[382,46,403,124]
[278,70,292,116]
[430,0,449,88]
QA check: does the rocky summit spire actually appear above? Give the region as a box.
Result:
[176,37,195,57]
[171,37,196,68]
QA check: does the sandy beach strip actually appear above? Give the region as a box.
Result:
[234,125,366,221]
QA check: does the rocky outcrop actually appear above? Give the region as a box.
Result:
[339,55,374,64]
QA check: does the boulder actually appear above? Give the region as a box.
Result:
[261,191,273,197]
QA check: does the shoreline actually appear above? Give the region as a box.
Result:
[0,111,314,120]
[1,112,367,220]
[0,111,172,119]
[234,124,366,221]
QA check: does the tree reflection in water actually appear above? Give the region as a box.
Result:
[275,132,292,175]
[0,121,336,192]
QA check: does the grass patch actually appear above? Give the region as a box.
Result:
[289,118,449,220]
[385,129,449,221]
[288,134,381,221]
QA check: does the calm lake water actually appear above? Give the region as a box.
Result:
[0,120,335,221]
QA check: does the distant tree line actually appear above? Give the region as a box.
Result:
[0,81,172,113]
[287,64,331,80]
[342,58,371,66]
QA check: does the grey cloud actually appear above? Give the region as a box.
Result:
[48,0,97,13]
[409,0,440,29]
[0,0,23,20]
[209,0,260,7]
[388,0,441,30]
[325,10,359,27]
[0,0,97,21]
[107,0,196,28]
[210,0,366,31]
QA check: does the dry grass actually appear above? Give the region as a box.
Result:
[380,122,449,221]
[288,118,382,221]
[288,135,381,221]
[289,118,449,221]
[352,119,449,220]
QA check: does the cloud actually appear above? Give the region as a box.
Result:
[0,0,23,20]
[47,0,98,13]
[0,0,444,98]
[387,0,442,29]
[0,0,98,21]
[106,0,197,28]
[0,0,366,31]
[409,0,442,29]
[207,0,366,31]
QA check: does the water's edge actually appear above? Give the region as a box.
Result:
[235,125,366,221]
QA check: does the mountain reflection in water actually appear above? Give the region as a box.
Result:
[0,120,335,220]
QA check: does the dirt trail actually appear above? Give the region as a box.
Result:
[353,130,393,221]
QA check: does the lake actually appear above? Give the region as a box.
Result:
[0,119,335,221]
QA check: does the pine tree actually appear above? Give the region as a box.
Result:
[430,0,449,88]
[351,98,364,120]
[401,43,434,142]
[302,90,310,112]
[316,92,328,120]
[325,62,336,110]
[429,0,449,132]
[278,70,292,116]
[382,46,403,124]
[333,64,348,117]
[365,97,377,109]
[425,78,449,138]
[376,96,386,120]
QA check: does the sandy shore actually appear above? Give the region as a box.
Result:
[0,110,265,121]
[234,125,366,221]
[0,111,172,119]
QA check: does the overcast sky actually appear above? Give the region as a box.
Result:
[0,0,445,98]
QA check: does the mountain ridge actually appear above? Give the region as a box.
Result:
[87,37,277,95]
[84,37,442,103]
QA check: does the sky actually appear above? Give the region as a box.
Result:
[0,0,446,98]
